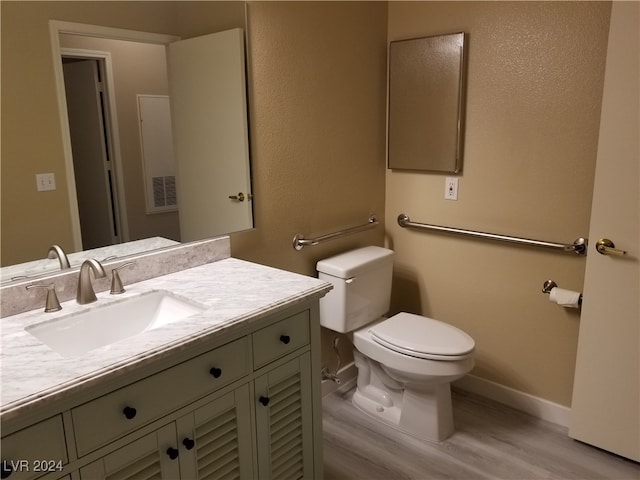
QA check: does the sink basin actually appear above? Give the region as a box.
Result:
[25,290,207,358]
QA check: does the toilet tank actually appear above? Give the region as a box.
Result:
[316,246,394,333]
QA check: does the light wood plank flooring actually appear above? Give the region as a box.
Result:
[322,387,640,480]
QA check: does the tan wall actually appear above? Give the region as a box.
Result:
[0,1,244,266]
[59,35,181,243]
[231,2,388,367]
[386,1,611,406]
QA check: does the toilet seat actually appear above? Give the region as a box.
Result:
[370,313,475,361]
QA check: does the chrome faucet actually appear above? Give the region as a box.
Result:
[77,259,106,304]
[48,244,70,270]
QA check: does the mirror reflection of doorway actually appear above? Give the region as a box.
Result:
[62,55,121,250]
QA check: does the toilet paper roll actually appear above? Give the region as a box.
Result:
[549,287,582,308]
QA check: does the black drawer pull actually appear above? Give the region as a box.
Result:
[166,447,179,460]
[122,406,137,420]
[259,396,270,406]
[280,335,291,345]
[209,367,222,378]
[1,461,12,479]
[183,437,195,450]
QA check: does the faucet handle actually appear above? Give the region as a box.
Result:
[110,262,136,295]
[26,283,62,313]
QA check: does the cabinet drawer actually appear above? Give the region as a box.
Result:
[1,415,67,480]
[72,337,250,457]
[252,310,309,369]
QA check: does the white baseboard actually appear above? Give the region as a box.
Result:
[322,364,571,428]
[454,374,571,428]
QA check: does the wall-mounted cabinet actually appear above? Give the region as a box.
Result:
[388,32,468,173]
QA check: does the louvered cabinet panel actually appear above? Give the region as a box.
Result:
[255,353,313,480]
[176,385,254,480]
[79,424,180,480]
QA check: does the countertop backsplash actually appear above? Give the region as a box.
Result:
[0,236,231,318]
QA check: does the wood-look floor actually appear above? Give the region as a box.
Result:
[322,386,640,480]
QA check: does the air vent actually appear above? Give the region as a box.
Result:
[152,175,177,208]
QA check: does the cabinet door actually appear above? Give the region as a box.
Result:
[254,353,314,480]
[79,424,180,480]
[176,385,254,480]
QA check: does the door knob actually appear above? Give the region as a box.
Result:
[228,192,245,202]
[595,238,627,256]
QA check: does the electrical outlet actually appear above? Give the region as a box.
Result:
[36,173,56,192]
[445,176,458,200]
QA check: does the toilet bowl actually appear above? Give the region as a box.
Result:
[317,246,475,442]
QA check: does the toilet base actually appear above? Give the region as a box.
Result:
[352,350,456,443]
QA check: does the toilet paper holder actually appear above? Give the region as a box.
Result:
[542,279,558,293]
[542,279,583,306]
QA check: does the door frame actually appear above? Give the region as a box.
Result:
[49,20,180,251]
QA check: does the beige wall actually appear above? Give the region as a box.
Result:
[386,1,611,406]
[0,1,244,265]
[231,1,388,367]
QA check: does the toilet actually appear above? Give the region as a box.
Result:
[317,246,475,442]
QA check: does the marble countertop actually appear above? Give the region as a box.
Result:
[1,258,332,422]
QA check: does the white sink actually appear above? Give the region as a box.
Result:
[25,290,207,358]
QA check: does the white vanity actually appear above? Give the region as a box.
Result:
[0,250,331,480]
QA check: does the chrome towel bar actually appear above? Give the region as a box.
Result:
[293,215,378,250]
[397,213,587,255]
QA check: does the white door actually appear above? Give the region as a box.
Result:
[63,59,120,249]
[569,2,639,461]
[167,28,253,242]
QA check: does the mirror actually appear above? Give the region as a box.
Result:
[0,1,252,284]
[388,32,467,173]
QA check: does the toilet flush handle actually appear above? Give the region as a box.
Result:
[345,277,355,284]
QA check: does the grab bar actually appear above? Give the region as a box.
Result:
[293,215,378,250]
[397,214,587,255]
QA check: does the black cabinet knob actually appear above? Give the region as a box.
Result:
[166,447,179,460]
[280,335,291,345]
[182,437,195,450]
[209,367,222,379]
[259,396,270,406]
[1,461,12,479]
[122,406,137,420]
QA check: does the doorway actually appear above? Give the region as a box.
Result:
[62,53,121,250]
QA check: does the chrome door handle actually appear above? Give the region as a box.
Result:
[595,238,627,256]
[228,192,245,202]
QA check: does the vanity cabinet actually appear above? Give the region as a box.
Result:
[1,303,323,480]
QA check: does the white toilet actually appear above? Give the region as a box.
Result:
[317,246,475,442]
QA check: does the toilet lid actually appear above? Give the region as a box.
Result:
[370,312,475,359]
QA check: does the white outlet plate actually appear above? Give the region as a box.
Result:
[445,176,458,200]
[36,173,56,192]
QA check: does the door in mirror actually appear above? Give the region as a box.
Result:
[167,28,253,242]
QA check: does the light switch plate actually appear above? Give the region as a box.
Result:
[36,173,56,192]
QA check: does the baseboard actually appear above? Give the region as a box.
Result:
[321,362,357,397]
[454,374,571,428]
